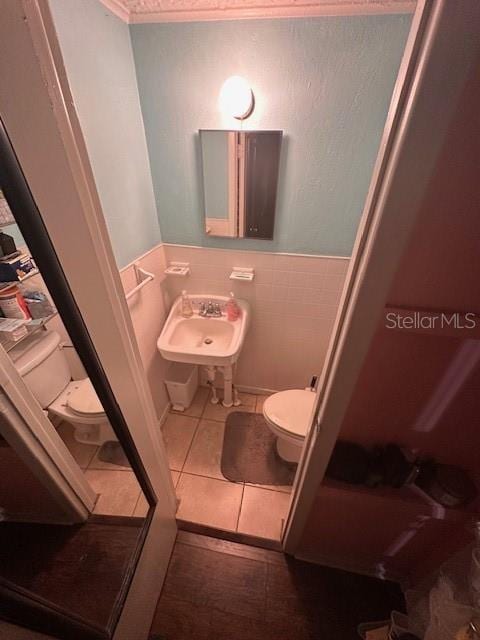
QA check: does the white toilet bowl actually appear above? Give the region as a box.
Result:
[263,389,316,463]
[10,329,116,447]
[48,378,116,446]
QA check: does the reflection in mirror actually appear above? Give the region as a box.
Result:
[0,181,149,638]
[200,130,282,239]
[0,190,148,518]
[0,427,73,523]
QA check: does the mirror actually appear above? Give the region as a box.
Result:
[0,180,149,639]
[200,129,282,239]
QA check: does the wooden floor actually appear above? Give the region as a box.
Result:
[150,531,405,640]
[0,516,145,638]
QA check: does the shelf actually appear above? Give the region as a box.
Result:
[0,269,40,288]
[0,313,58,354]
[320,478,479,524]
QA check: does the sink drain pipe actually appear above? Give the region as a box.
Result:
[205,366,219,405]
[204,365,242,408]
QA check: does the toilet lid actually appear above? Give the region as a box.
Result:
[263,389,316,437]
[67,379,104,416]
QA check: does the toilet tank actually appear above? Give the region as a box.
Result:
[10,330,71,408]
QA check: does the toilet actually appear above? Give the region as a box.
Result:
[10,329,116,446]
[263,389,316,463]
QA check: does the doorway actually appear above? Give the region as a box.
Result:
[0,2,177,636]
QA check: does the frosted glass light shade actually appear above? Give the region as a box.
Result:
[219,76,254,120]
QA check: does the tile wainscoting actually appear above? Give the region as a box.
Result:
[163,244,349,392]
[120,244,171,420]
[120,243,349,419]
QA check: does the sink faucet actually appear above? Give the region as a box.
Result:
[199,300,222,317]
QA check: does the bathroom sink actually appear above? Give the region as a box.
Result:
[157,295,250,367]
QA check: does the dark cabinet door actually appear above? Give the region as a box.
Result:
[244,131,282,239]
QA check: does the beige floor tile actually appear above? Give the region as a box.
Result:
[85,469,142,517]
[246,482,293,494]
[183,420,226,480]
[237,486,291,541]
[171,386,209,418]
[176,473,243,531]
[202,392,256,422]
[56,422,97,469]
[133,471,179,518]
[87,444,131,471]
[161,413,198,471]
[133,492,149,517]
[255,394,271,413]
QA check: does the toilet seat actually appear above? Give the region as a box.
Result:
[67,378,104,417]
[48,379,106,424]
[263,389,316,439]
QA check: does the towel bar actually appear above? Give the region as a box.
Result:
[125,263,155,300]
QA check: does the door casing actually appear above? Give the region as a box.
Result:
[0,2,177,637]
[283,0,480,556]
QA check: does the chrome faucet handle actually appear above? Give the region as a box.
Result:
[199,301,206,315]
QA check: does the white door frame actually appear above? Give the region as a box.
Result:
[0,2,177,638]
[0,366,95,523]
[284,0,480,554]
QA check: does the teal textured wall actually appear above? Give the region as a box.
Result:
[131,15,411,256]
[50,0,161,268]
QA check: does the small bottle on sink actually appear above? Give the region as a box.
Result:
[226,292,241,321]
[181,290,193,318]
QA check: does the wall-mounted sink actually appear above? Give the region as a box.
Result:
[157,295,250,367]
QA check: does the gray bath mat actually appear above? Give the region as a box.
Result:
[221,412,296,485]
[97,441,130,468]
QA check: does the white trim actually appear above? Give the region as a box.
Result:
[162,242,350,261]
[228,131,239,237]
[99,0,415,24]
[98,0,131,22]
[157,400,171,428]
[283,0,480,556]
[237,132,246,239]
[205,217,234,237]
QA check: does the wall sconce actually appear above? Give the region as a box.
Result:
[219,76,254,120]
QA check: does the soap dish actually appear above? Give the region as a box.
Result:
[230,267,254,282]
[164,262,190,277]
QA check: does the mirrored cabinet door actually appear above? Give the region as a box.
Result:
[200,129,282,239]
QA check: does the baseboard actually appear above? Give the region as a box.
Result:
[158,401,171,428]
[197,381,276,396]
[235,385,277,396]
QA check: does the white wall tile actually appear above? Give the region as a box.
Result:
[161,245,349,391]
[120,244,171,419]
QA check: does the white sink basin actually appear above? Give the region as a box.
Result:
[157,295,250,367]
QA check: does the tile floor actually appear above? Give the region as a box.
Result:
[57,387,293,537]
[56,421,146,518]
[165,388,292,541]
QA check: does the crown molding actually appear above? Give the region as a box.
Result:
[99,0,415,24]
